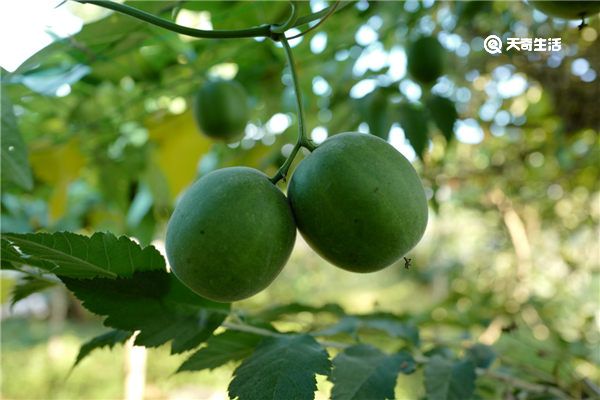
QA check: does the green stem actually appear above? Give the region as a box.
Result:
[270,36,315,185]
[74,0,274,39]
[280,37,310,149]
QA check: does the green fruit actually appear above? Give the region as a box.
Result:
[528,1,600,19]
[288,133,428,273]
[407,36,445,85]
[193,79,249,141]
[165,167,296,302]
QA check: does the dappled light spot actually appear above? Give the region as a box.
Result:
[349,79,377,99]
[266,113,292,135]
[455,119,484,144]
[311,126,328,144]
[310,32,327,54]
[399,80,422,101]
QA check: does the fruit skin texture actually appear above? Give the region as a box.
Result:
[165,167,296,302]
[288,132,428,273]
[407,36,445,85]
[193,79,249,141]
[528,1,600,19]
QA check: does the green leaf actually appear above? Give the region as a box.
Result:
[74,330,133,367]
[396,102,429,160]
[18,64,91,96]
[1,91,33,190]
[314,316,361,338]
[426,95,457,142]
[358,314,420,346]
[178,329,263,373]
[228,334,331,400]
[330,345,415,400]
[360,89,392,140]
[11,276,56,306]
[1,238,23,269]
[424,356,477,400]
[62,270,229,353]
[315,315,419,346]
[257,302,345,321]
[1,232,165,279]
[466,344,496,369]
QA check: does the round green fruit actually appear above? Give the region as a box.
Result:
[193,79,249,141]
[288,132,428,273]
[165,167,296,302]
[528,1,600,19]
[407,36,445,85]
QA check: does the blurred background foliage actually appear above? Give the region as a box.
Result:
[1,0,598,399]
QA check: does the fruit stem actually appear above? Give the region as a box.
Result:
[269,142,301,184]
[270,36,316,184]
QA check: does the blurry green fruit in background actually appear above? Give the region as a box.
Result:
[288,133,428,273]
[407,36,445,85]
[193,79,249,141]
[528,0,600,19]
[165,167,296,302]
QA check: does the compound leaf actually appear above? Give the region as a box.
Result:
[178,329,263,373]
[331,344,415,400]
[62,270,229,354]
[228,334,331,400]
[74,329,133,367]
[424,356,477,400]
[1,231,164,279]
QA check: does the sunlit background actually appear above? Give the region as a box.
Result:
[1,0,599,399]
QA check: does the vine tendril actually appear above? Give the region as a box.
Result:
[286,0,341,40]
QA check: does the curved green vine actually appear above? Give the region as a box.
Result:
[287,0,341,40]
[74,0,347,40]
